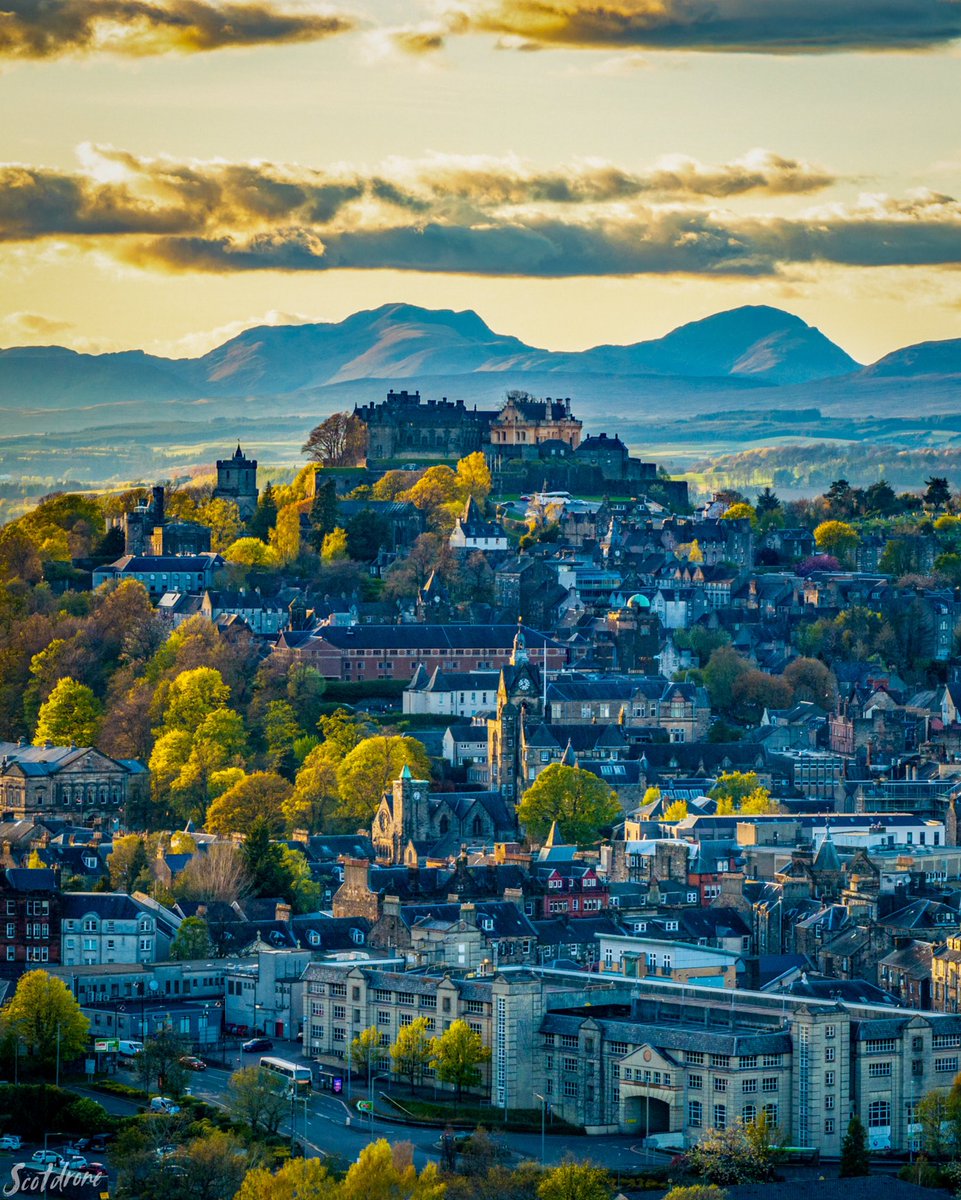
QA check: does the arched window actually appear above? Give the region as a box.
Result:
[472,816,483,836]
[439,815,450,836]
[742,1104,757,1124]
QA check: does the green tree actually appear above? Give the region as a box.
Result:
[430,1019,491,1101]
[169,916,211,960]
[279,846,321,912]
[346,510,391,561]
[351,1025,382,1078]
[702,646,752,714]
[917,1089,951,1159]
[35,677,103,746]
[537,1159,612,1200]
[839,1114,870,1177]
[517,764,621,845]
[224,537,281,569]
[242,817,293,898]
[390,1016,433,1090]
[228,1065,289,1137]
[206,771,291,836]
[783,657,836,709]
[249,480,279,541]
[108,834,150,891]
[2,970,89,1070]
[161,667,231,731]
[263,700,303,777]
[137,1027,191,1095]
[308,477,339,550]
[336,735,432,827]
[924,476,952,510]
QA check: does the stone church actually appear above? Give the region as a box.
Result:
[487,624,544,802]
[371,766,514,865]
[213,444,259,520]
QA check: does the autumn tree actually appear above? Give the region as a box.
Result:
[228,1066,289,1137]
[270,504,301,565]
[455,452,492,504]
[730,669,792,725]
[197,498,243,552]
[108,834,150,891]
[662,800,688,822]
[302,412,367,467]
[390,1016,433,1090]
[351,1025,382,1078]
[702,646,752,714]
[339,1140,444,1200]
[783,657,836,709]
[814,520,859,565]
[336,735,432,827]
[224,538,281,570]
[430,1019,491,1100]
[687,1116,778,1186]
[538,1160,613,1200]
[35,677,103,746]
[2,970,90,1069]
[173,842,250,905]
[236,1158,336,1200]
[206,771,292,836]
[321,528,349,562]
[721,502,757,528]
[517,764,621,845]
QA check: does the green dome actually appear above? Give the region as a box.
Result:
[626,593,651,609]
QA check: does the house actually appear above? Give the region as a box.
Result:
[92,553,223,597]
[60,893,180,966]
[0,867,60,976]
[404,667,500,718]
[449,498,508,552]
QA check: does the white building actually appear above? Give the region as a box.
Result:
[404,666,500,718]
[60,892,180,966]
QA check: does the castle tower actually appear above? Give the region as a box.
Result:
[488,620,543,803]
[213,443,259,521]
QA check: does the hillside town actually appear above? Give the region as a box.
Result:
[4,388,961,1197]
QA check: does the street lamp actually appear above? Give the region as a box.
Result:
[367,1071,391,1141]
[534,1093,546,1164]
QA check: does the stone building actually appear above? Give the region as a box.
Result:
[354,390,496,466]
[0,867,60,976]
[487,625,545,802]
[213,444,258,520]
[0,743,147,830]
[488,395,582,453]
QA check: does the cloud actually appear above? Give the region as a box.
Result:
[2,146,961,281]
[0,311,75,343]
[414,0,961,54]
[0,0,355,60]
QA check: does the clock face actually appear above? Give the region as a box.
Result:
[517,677,532,692]
[413,790,422,800]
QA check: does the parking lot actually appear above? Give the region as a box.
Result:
[0,1140,115,1197]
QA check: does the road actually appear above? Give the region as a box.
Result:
[181,1052,664,1175]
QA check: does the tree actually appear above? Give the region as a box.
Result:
[236,1158,336,1200]
[864,480,897,516]
[308,477,339,550]
[2,969,89,1070]
[709,772,762,808]
[178,1130,249,1200]
[839,1114,870,1177]
[455,452,492,504]
[730,669,792,725]
[228,1065,289,1137]
[263,700,303,778]
[34,677,103,746]
[916,1089,951,1159]
[687,1117,778,1186]
[207,771,291,836]
[405,465,460,513]
[137,1028,191,1095]
[755,487,780,516]
[224,537,281,569]
[174,841,249,905]
[336,735,432,827]
[390,1016,433,1090]
[340,1140,444,1200]
[721,502,756,528]
[662,800,688,822]
[161,667,231,731]
[270,504,301,565]
[321,528,349,562]
[430,1019,491,1100]
[169,916,211,960]
[663,1189,728,1200]
[302,412,367,467]
[537,1159,612,1200]
[517,764,621,845]
[345,509,390,561]
[924,476,952,510]
[242,817,293,898]
[108,834,150,891]
[702,646,752,714]
[814,520,859,565]
[351,1025,382,1078]
[783,657,836,708]
[197,498,243,552]
[249,480,279,541]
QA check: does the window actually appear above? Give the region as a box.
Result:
[868,1100,891,1128]
[397,992,416,1006]
[560,1034,579,1049]
[333,1027,346,1042]
[742,1078,758,1093]
[688,1100,703,1128]
[609,1041,628,1056]
[936,1057,960,1073]
[465,1000,485,1015]
[687,1051,704,1065]
[563,1057,578,1073]
[933,1034,961,1049]
[714,1077,728,1092]
[739,1056,757,1070]
[825,1095,835,1110]
[866,1039,897,1054]
[713,1104,727,1130]
[761,1078,778,1093]
[330,983,347,997]
[563,1080,578,1098]
[825,1024,836,1039]
[420,995,436,1009]
[868,1062,892,1078]
[825,1118,835,1135]
[375,989,391,1002]
[332,1005,346,1021]
[761,1054,781,1068]
[378,1011,390,1026]
[825,1070,835,1087]
[742,1104,757,1124]
[400,1014,412,1027]
[710,1054,729,1069]
[689,1074,702,1090]
[763,1104,779,1126]
[824,1046,836,1062]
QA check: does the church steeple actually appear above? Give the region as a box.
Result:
[511,617,529,666]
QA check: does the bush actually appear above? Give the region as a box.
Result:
[91,1079,148,1100]
[0,1085,114,1141]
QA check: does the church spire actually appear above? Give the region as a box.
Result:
[511,616,529,665]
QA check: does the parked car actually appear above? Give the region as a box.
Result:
[242,1037,273,1053]
[63,1155,88,1170]
[148,1097,181,1114]
[30,1151,65,1167]
[0,1135,21,1151]
[179,1056,206,1071]
[73,1134,112,1152]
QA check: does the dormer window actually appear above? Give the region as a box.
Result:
[308,930,321,947]
[481,918,494,932]
[350,928,365,945]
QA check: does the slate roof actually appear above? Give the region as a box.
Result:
[304,624,563,651]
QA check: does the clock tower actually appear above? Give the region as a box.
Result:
[372,764,431,863]
[488,620,544,802]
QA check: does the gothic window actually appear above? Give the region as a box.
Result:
[472,816,483,836]
[439,815,450,835]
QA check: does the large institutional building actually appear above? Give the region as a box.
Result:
[0,743,147,829]
[302,963,961,1156]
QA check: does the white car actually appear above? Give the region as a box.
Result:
[63,1155,88,1170]
[149,1096,181,1114]
[30,1151,65,1166]
[0,1136,21,1151]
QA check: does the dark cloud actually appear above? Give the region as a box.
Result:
[0,0,354,60]
[430,0,961,54]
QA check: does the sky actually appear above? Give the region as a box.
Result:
[2,0,961,363]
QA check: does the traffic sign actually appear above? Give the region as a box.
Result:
[357,1100,373,1113]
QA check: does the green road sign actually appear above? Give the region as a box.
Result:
[357,1100,373,1113]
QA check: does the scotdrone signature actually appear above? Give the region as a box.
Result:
[3,1164,106,1195]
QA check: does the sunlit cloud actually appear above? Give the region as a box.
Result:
[0,0,355,61]
[407,0,961,54]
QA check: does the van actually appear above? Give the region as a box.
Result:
[118,1040,144,1058]
[149,1097,181,1114]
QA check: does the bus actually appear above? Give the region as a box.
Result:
[259,1056,312,1093]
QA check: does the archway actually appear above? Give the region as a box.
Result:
[622,1094,672,1136]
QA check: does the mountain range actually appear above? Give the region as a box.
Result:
[2,302,960,413]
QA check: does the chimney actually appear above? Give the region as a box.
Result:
[275,902,292,923]
[460,902,477,927]
[152,485,165,526]
[503,887,525,909]
[382,894,402,919]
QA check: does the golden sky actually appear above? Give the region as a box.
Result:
[3,0,961,363]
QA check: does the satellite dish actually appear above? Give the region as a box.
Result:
[148,980,159,993]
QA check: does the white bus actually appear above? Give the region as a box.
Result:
[259,1056,312,1093]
